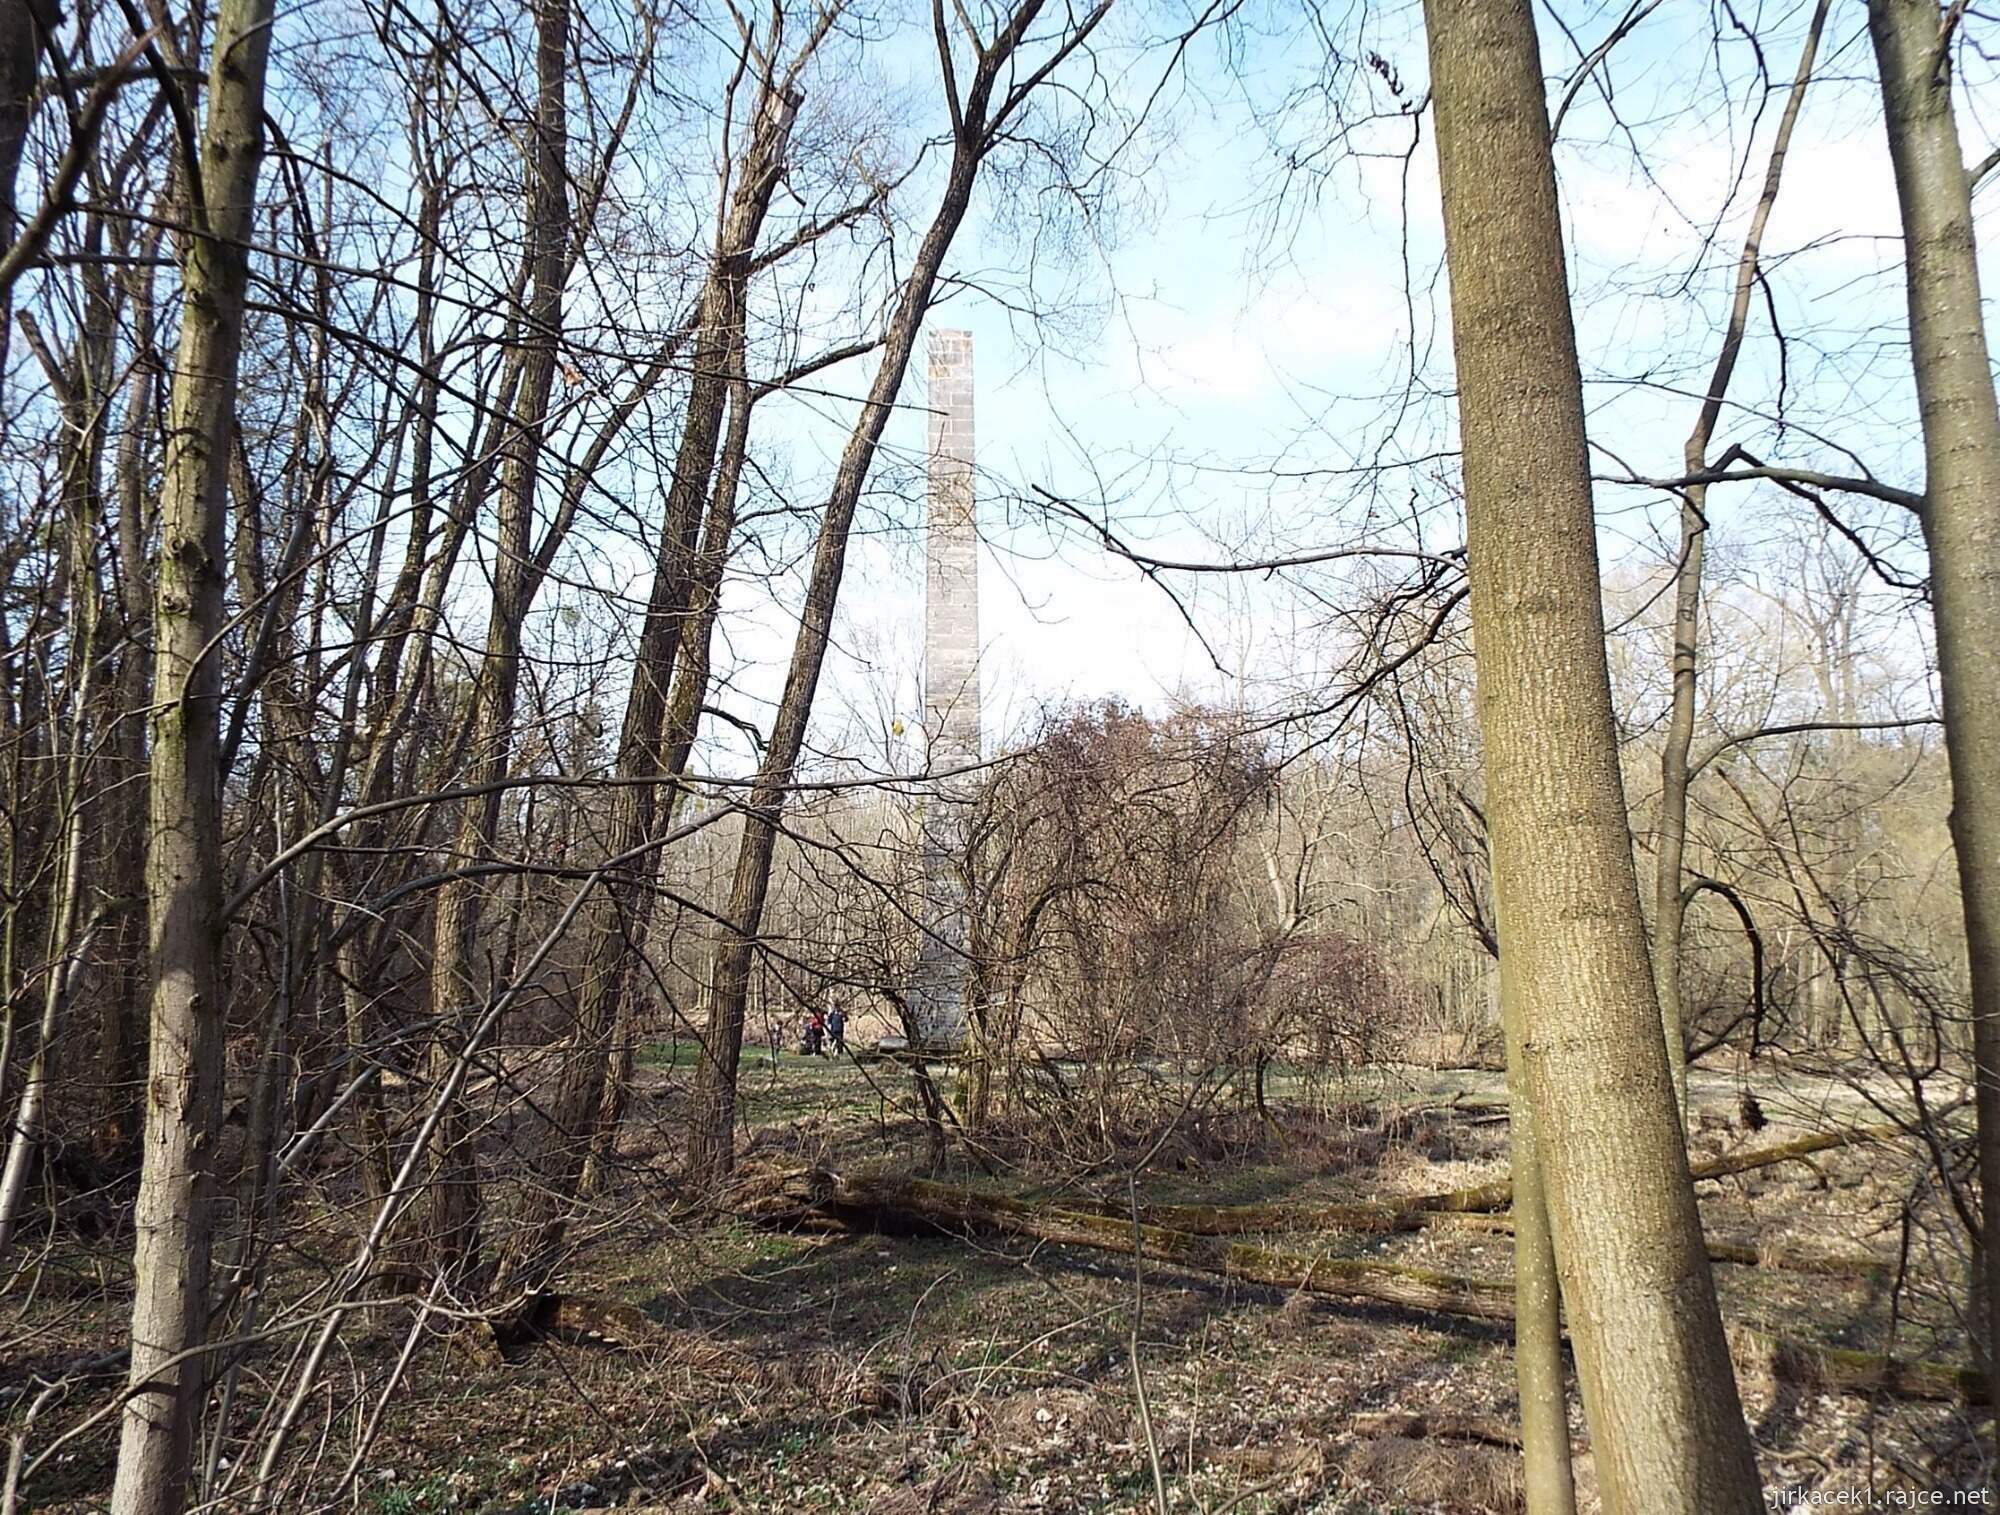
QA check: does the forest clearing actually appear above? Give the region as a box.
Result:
[15,1047,1987,1512]
[4,0,2000,1509]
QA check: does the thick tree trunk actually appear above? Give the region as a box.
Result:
[1420,0,1762,1508]
[1653,1,1828,1112]
[1867,0,2000,1428]
[109,0,277,1504]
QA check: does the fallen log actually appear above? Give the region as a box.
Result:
[1026,1124,1907,1232]
[825,1174,1515,1320]
[809,1170,1981,1405]
[1348,1410,1524,1450]
[1040,1192,1427,1237]
[1733,1328,1988,1406]
[1688,1122,1908,1183]
[1424,1210,1887,1279]
[1029,1191,1886,1274]
[1410,1121,1907,1214]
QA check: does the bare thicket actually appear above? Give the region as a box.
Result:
[3,0,1998,1510]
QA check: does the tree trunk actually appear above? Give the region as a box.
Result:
[0,761,90,1257]
[0,266,113,1253]
[110,0,277,1504]
[1496,886,1574,1515]
[685,155,980,1186]
[490,81,799,1296]
[421,0,568,1285]
[581,340,756,1194]
[1421,0,1762,1507]
[98,229,165,1159]
[0,0,43,419]
[1653,0,1828,1112]
[1867,0,2000,1433]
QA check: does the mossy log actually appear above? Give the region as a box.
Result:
[1733,1329,1988,1405]
[1028,1193,1883,1275]
[809,1170,1980,1404]
[1425,1210,1887,1278]
[1045,1121,1906,1229]
[1407,1121,1906,1214]
[824,1174,1517,1320]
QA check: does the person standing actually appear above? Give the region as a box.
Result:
[827,1005,847,1056]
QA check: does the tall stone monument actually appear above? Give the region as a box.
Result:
[909,329,979,1049]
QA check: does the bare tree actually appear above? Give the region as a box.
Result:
[1422,0,1761,1504]
[685,0,1117,1185]
[110,0,278,1503]
[491,7,833,1297]
[1868,0,2000,1437]
[420,0,573,1284]
[1652,0,1829,1112]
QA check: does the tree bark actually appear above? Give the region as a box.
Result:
[110,0,277,1504]
[1496,885,1574,1515]
[1867,0,2000,1432]
[1421,0,1762,1507]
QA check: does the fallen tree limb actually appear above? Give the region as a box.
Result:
[802,1169,1981,1405]
[1348,1410,1525,1450]
[1042,1192,1428,1237]
[1425,1210,1887,1278]
[1316,1121,1909,1218]
[1024,1193,1884,1275]
[1686,1122,1908,1183]
[1007,1169,1891,1277]
[1022,1124,1908,1233]
[1733,1328,1988,1406]
[825,1173,1516,1321]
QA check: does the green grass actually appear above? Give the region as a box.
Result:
[363,1473,457,1513]
[636,1039,706,1068]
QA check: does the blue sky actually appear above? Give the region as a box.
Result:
[529,0,1981,775]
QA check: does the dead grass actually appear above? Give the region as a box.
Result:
[9,1054,1992,1513]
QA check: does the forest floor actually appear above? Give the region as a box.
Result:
[10,1048,1991,1514]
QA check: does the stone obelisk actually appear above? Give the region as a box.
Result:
[910,329,979,1049]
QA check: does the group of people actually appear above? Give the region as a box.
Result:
[767,1003,847,1060]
